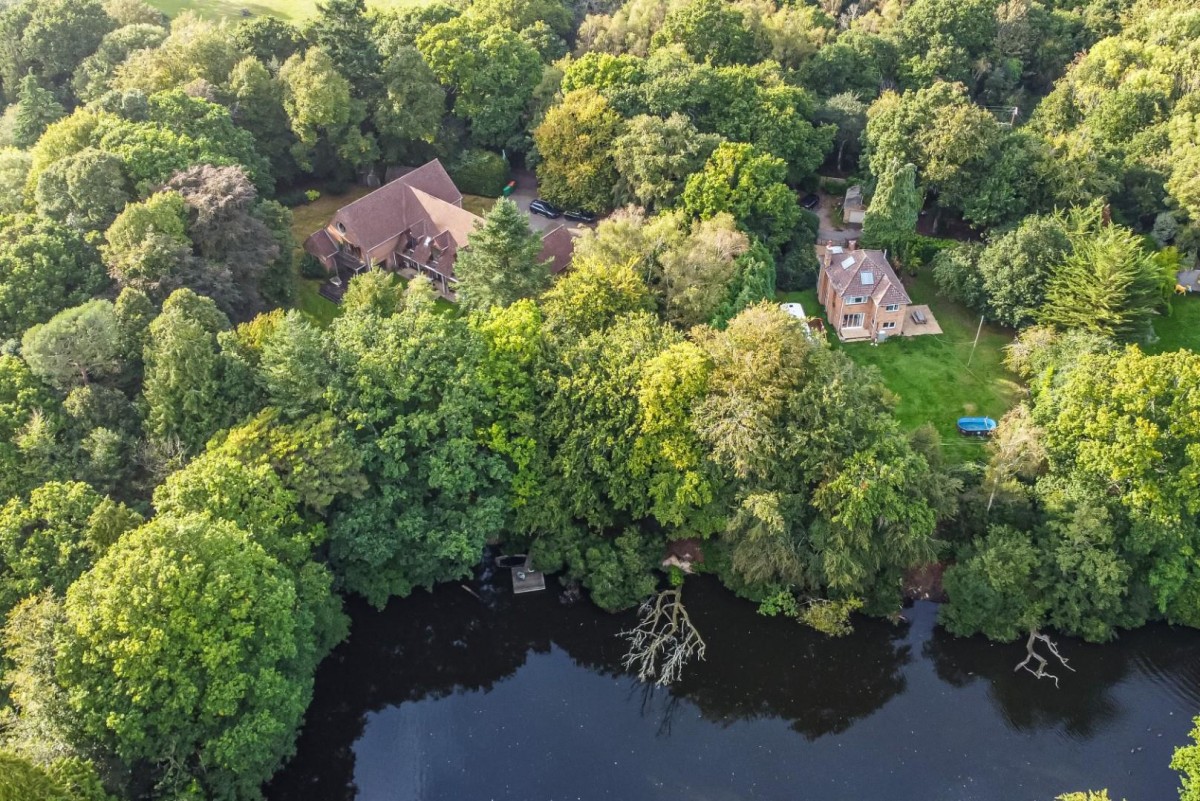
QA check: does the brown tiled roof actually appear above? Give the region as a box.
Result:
[538,225,574,274]
[312,159,571,284]
[385,159,462,206]
[328,160,466,254]
[330,179,413,252]
[303,229,337,260]
[409,189,478,251]
[817,244,911,306]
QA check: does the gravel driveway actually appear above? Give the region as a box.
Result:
[508,169,594,235]
[811,191,860,244]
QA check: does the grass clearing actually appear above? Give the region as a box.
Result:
[781,272,1023,465]
[148,0,424,21]
[287,186,370,328]
[462,194,497,217]
[1148,295,1200,354]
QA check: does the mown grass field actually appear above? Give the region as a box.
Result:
[1148,295,1200,354]
[148,0,423,21]
[781,272,1023,465]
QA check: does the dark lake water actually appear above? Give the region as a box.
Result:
[266,572,1200,801]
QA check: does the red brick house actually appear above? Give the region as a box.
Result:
[303,159,573,301]
[816,242,911,341]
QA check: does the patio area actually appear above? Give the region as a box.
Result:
[902,305,943,337]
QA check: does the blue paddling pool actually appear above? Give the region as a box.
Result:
[957,416,997,437]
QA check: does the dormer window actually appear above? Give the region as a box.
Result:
[336,222,346,234]
[847,296,868,305]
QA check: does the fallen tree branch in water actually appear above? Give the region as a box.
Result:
[620,588,706,686]
[1015,630,1075,687]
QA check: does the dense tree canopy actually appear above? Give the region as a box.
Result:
[0,214,106,340]
[533,88,624,213]
[59,513,333,800]
[0,0,1196,795]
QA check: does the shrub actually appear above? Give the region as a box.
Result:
[448,149,510,197]
[902,234,958,274]
[277,190,309,207]
[778,220,820,291]
[299,253,327,279]
[820,176,847,193]
[931,243,986,311]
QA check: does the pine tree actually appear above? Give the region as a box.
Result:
[454,198,550,310]
[861,160,921,254]
[12,73,65,148]
[1038,205,1165,341]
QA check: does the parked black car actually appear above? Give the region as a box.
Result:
[530,199,562,218]
[800,193,820,210]
[563,209,596,223]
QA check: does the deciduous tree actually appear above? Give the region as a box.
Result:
[652,0,759,66]
[533,88,625,213]
[71,22,167,102]
[0,214,107,341]
[374,46,445,162]
[0,481,139,619]
[101,190,190,298]
[59,513,328,800]
[976,213,1071,327]
[612,113,722,210]
[34,147,129,232]
[417,16,542,149]
[21,300,123,390]
[681,142,799,252]
[279,47,376,172]
[326,290,511,606]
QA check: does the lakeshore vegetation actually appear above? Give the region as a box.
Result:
[0,0,1196,798]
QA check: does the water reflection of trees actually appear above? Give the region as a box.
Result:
[265,575,913,800]
[621,577,912,741]
[924,620,1200,739]
[264,573,624,801]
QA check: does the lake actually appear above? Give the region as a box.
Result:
[266,570,1200,801]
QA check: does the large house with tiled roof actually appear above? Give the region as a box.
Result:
[816,241,911,341]
[303,159,573,301]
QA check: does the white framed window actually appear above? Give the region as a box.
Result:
[882,321,897,330]
[885,304,900,312]
[841,313,865,328]
[847,296,867,305]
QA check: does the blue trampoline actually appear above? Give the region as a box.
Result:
[957,416,997,437]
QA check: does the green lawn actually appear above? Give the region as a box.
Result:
[148,0,424,21]
[1148,295,1200,354]
[462,194,497,217]
[781,273,1024,465]
[287,186,370,327]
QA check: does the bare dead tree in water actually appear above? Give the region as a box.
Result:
[620,588,706,686]
[1015,630,1075,687]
